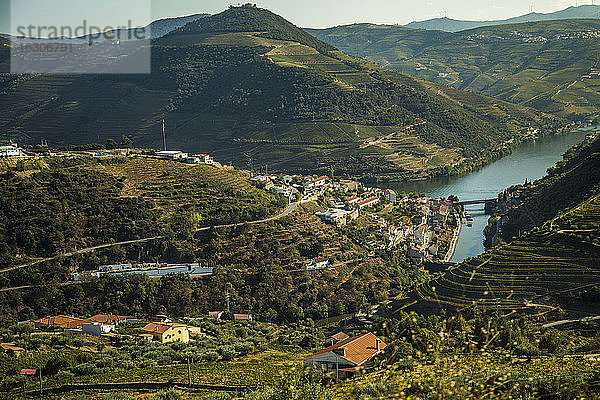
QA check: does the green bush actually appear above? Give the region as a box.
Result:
[153,389,181,400]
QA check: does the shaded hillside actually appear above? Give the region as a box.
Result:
[0,6,562,178]
[403,5,600,32]
[501,134,600,241]
[309,19,600,120]
[395,136,600,316]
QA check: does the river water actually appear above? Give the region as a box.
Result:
[388,128,592,263]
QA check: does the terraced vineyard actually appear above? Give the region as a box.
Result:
[89,157,286,226]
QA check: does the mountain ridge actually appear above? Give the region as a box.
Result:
[0,6,564,179]
[404,5,600,32]
[308,19,600,120]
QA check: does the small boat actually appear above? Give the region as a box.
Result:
[467,221,473,227]
[464,212,471,218]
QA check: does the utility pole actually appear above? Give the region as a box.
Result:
[187,355,192,385]
[162,119,167,151]
[39,369,42,398]
[226,291,230,312]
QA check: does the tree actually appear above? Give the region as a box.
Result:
[121,135,133,149]
[106,139,118,150]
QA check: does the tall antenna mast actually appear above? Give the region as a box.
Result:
[162,119,167,151]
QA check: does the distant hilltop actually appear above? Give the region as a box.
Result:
[404,5,600,32]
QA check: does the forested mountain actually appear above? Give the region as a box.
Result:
[403,5,600,32]
[0,6,561,178]
[309,19,600,120]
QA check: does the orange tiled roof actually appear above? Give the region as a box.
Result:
[88,314,127,325]
[305,332,386,366]
[1,343,25,351]
[34,315,89,329]
[141,322,186,335]
[332,332,350,341]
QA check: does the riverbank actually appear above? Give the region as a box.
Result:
[361,121,585,186]
[385,127,592,263]
[444,210,462,263]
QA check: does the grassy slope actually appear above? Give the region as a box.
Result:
[309,19,600,119]
[0,7,562,178]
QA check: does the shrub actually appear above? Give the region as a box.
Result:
[153,389,181,400]
[218,345,237,361]
[103,392,133,400]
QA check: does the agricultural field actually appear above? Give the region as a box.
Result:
[408,232,600,312]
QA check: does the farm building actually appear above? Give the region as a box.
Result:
[88,314,127,325]
[77,323,115,336]
[303,332,386,379]
[357,197,380,209]
[34,315,90,330]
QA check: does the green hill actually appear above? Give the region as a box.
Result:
[0,6,562,178]
[309,19,600,120]
[396,135,600,316]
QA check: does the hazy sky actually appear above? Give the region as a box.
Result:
[0,0,594,34]
[151,0,590,28]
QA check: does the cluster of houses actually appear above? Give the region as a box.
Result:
[25,311,257,346]
[155,150,215,165]
[401,197,452,262]
[73,263,213,281]
[28,314,197,344]
[6,314,389,382]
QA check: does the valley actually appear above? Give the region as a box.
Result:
[0,3,599,400]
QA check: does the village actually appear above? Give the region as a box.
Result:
[1,311,387,382]
[1,140,460,267]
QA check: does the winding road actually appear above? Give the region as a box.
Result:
[0,200,301,275]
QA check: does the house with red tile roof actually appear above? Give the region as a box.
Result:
[1,343,25,357]
[88,314,127,325]
[140,322,189,344]
[303,332,386,379]
[34,315,89,330]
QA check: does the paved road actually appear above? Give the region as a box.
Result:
[0,200,301,275]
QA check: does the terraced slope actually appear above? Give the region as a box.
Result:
[0,6,563,179]
[397,137,600,316]
[0,157,284,265]
[309,19,600,119]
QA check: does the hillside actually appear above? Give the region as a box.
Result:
[395,135,600,316]
[0,156,284,269]
[0,6,562,179]
[403,4,600,32]
[309,19,600,120]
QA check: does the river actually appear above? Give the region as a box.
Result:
[388,128,593,263]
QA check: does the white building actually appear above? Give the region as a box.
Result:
[81,323,115,336]
[306,257,330,270]
[156,150,188,160]
[0,144,22,157]
[193,154,214,165]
